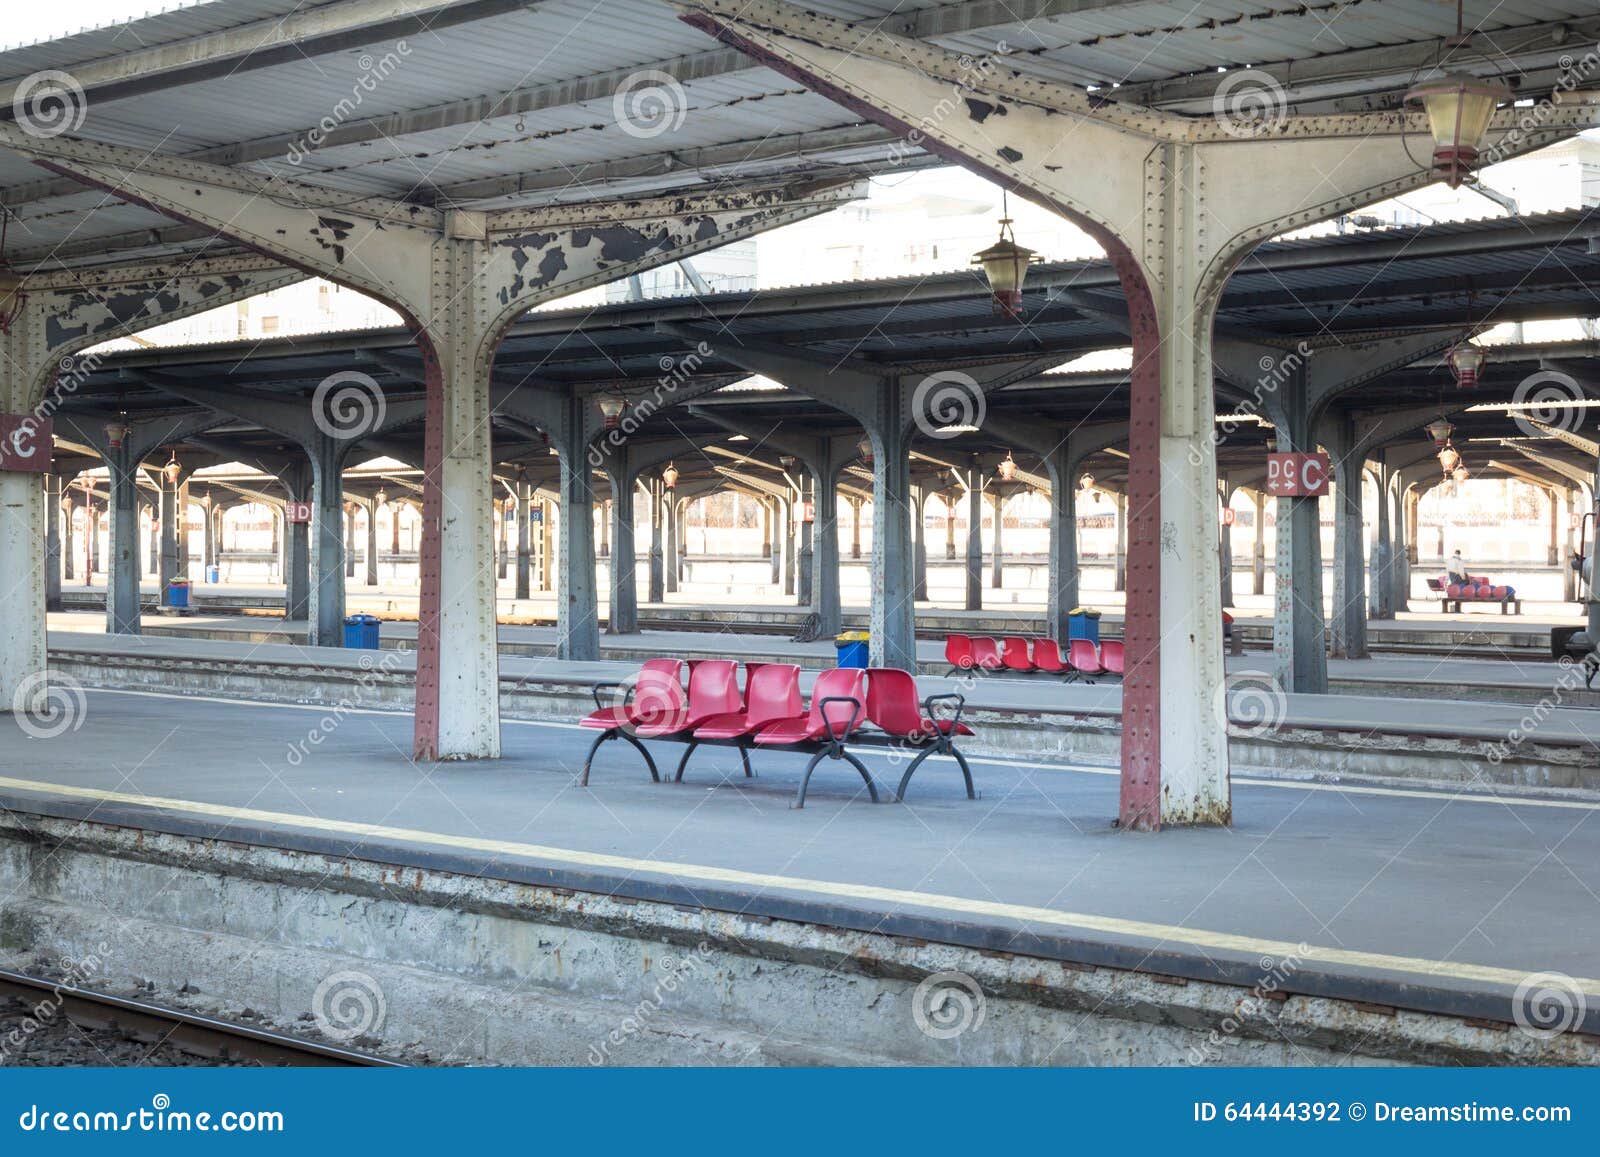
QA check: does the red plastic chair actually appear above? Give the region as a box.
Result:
[637,659,740,737]
[1000,636,1036,673]
[943,634,974,675]
[865,668,976,802]
[969,637,1003,672]
[1100,639,1125,677]
[677,663,804,782]
[1065,638,1106,682]
[753,667,878,807]
[579,659,687,784]
[1032,637,1070,676]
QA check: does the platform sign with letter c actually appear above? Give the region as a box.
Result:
[1266,452,1330,497]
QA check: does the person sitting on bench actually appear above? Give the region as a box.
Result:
[1447,550,1468,583]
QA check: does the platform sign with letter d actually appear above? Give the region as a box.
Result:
[1266,452,1330,497]
[285,501,313,524]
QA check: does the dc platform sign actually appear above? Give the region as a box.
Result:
[1266,451,1330,497]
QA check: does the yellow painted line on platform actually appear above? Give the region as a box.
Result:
[80,687,1600,812]
[0,772,1594,998]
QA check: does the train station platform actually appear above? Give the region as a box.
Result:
[2,683,1598,1064]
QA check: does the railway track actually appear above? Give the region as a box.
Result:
[0,968,402,1067]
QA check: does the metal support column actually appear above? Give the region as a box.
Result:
[608,478,639,635]
[648,478,666,605]
[1218,484,1235,610]
[964,464,983,611]
[515,478,532,600]
[43,475,62,613]
[1251,490,1266,596]
[989,489,1004,589]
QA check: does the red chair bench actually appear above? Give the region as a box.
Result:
[1428,574,1521,614]
[585,661,978,808]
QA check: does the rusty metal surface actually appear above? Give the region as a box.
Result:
[1111,247,1163,832]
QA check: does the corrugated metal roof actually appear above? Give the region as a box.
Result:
[1,0,1595,266]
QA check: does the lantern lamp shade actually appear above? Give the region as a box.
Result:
[1404,73,1510,187]
[971,234,1040,316]
[857,435,874,463]
[104,420,130,449]
[1447,343,1486,388]
[778,454,797,469]
[1437,445,1461,472]
[1452,465,1470,483]
[1424,417,1455,445]
[662,461,679,489]
[997,452,1017,482]
[597,394,626,428]
[373,488,387,507]
[162,459,181,485]
[1078,472,1095,491]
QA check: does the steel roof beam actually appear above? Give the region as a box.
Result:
[0,0,537,112]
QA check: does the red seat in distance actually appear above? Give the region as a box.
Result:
[943,634,974,675]
[1031,638,1071,676]
[1099,639,1125,676]
[969,637,1003,672]
[1000,636,1037,673]
[1066,638,1106,681]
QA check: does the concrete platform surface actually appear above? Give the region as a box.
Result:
[4,687,1599,1028]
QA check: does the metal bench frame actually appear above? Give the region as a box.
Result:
[587,679,976,809]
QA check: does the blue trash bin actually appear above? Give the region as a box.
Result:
[205,564,220,584]
[1067,608,1101,646]
[166,579,190,609]
[343,613,382,649]
[834,632,869,669]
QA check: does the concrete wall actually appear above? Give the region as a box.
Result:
[4,814,1586,1066]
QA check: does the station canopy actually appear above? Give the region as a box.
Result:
[1,0,1597,271]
